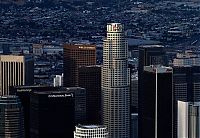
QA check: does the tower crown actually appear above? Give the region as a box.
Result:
[107,23,123,33]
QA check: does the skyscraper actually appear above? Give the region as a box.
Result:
[11,86,86,137]
[138,45,167,76]
[140,65,173,138]
[131,113,138,138]
[102,23,130,138]
[0,95,24,138]
[130,72,138,113]
[138,45,167,138]
[11,86,59,138]
[63,44,96,87]
[178,101,200,138]
[30,91,74,138]
[0,54,34,95]
[61,87,86,124]
[74,125,109,138]
[173,65,200,138]
[78,65,101,124]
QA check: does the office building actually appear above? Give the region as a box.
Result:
[178,101,200,138]
[30,91,75,138]
[0,54,34,95]
[102,23,130,138]
[140,65,173,138]
[11,86,59,138]
[11,86,86,137]
[138,45,167,138]
[131,113,138,138]
[173,50,200,66]
[53,73,63,87]
[32,44,43,56]
[130,72,138,113]
[74,125,108,138]
[173,66,200,138]
[78,65,101,124]
[138,45,167,76]
[0,95,24,138]
[61,87,86,124]
[63,44,96,87]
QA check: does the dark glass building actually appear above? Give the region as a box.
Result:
[173,66,200,138]
[30,91,74,138]
[140,66,173,138]
[138,45,167,138]
[11,86,86,138]
[78,65,101,124]
[0,95,24,138]
[11,86,58,138]
[60,87,86,124]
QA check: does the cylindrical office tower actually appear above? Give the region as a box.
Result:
[0,95,24,138]
[102,23,130,138]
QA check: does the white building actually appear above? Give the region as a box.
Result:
[53,73,63,87]
[74,125,108,138]
[102,23,130,138]
[178,101,200,138]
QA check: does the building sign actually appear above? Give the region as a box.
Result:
[48,93,73,98]
[107,23,123,32]
[17,89,32,92]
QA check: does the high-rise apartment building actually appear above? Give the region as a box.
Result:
[63,44,96,87]
[102,23,130,138]
[78,65,101,124]
[140,65,173,138]
[0,95,24,138]
[30,91,75,138]
[0,55,34,95]
[74,125,109,138]
[178,101,200,138]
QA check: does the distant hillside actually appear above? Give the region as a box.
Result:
[0,0,25,5]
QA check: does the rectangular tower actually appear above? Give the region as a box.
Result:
[140,65,173,138]
[30,91,75,138]
[138,45,167,138]
[173,66,200,138]
[102,23,130,138]
[178,101,200,138]
[0,54,34,95]
[63,44,96,87]
[78,65,102,124]
[0,95,24,138]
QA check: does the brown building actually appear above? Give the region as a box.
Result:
[78,65,101,124]
[0,55,34,95]
[63,44,96,87]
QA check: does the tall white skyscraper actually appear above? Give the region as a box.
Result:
[102,23,130,138]
[178,101,200,138]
